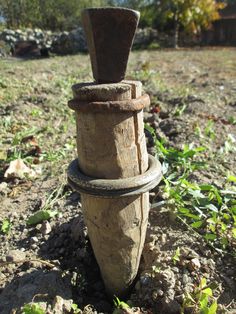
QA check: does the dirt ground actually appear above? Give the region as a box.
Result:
[0,48,236,314]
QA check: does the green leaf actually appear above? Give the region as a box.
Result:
[191,220,203,228]
[22,303,45,314]
[1,219,11,234]
[27,210,58,225]
[202,287,213,297]
[199,294,209,311]
[71,303,81,313]
[113,296,129,309]
[172,247,180,264]
[232,228,236,238]
[227,174,236,182]
[188,189,205,199]
[200,184,214,191]
[207,300,218,314]
[205,204,218,212]
[200,277,207,288]
[205,234,216,241]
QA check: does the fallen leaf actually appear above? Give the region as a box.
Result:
[4,159,36,179]
[21,135,38,146]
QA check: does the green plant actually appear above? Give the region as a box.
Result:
[113,296,130,310]
[204,120,215,140]
[147,42,160,50]
[181,278,218,314]
[26,184,67,226]
[22,302,45,314]
[0,219,11,234]
[146,125,236,252]
[12,127,40,146]
[173,103,187,116]
[172,247,180,265]
[71,303,82,314]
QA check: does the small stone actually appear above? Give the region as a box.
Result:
[175,294,184,303]
[172,267,179,273]
[140,275,151,286]
[156,289,164,297]
[183,284,194,294]
[52,295,73,313]
[31,236,39,243]
[182,248,199,259]
[6,250,26,262]
[208,258,215,269]
[40,221,52,235]
[182,274,189,285]
[160,233,167,244]
[188,258,201,271]
[0,182,8,194]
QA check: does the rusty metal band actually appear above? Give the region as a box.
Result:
[67,155,162,198]
[68,94,150,112]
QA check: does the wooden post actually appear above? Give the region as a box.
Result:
[67,7,162,298]
[68,82,153,296]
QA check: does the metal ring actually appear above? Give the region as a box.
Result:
[67,155,162,198]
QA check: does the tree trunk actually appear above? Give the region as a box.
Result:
[174,13,179,49]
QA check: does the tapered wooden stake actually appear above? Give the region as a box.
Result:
[68,7,162,297]
[69,81,150,296]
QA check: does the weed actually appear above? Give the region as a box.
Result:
[172,247,181,265]
[146,125,236,252]
[0,219,11,234]
[26,184,66,226]
[181,278,218,314]
[71,303,82,314]
[12,127,40,146]
[204,120,215,140]
[113,296,130,310]
[30,108,43,117]
[220,134,236,154]
[173,103,187,116]
[22,302,45,314]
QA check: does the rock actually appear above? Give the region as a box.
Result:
[52,295,73,313]
[31,236,39,243]
[0,270,73,313]
[51,27,87,55]
[70,216,87,242]
[188,258,201,271]
[6,249,26,262]
[159,299,181,314]
[0,27,161,58]
[0,182,8,195]
[40,221,52,235]
[182,273,190,285]
[13,40,40,57]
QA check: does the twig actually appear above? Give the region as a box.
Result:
[0,258,59,269]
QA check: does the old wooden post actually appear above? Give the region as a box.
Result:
[67,7,162,297]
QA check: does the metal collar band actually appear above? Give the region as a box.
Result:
[68,94,150,113]
[68,155,162,198]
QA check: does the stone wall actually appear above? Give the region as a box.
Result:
[0,27,160,57]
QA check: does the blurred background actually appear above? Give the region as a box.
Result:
[0,0,235,58]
